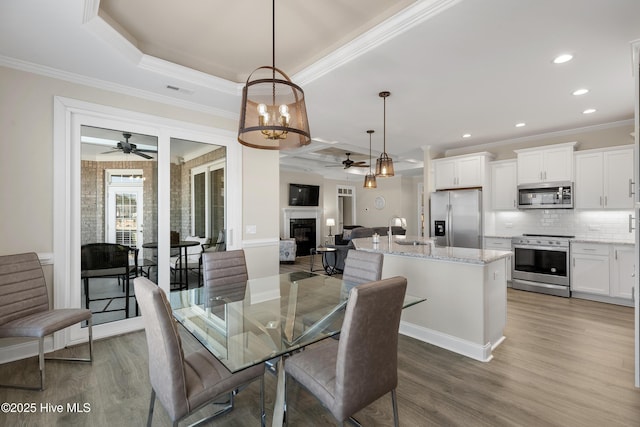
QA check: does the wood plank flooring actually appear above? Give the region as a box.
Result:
[1,255,639,426]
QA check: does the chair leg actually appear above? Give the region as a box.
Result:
[39,337,45,390]
[283,372,288,427]
[0,321,92,391]
[391,389,399,427]
[260,375,266,427]
[147,388,156,427]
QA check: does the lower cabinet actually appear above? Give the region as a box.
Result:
[570,242,634,305]
[484,237,512,282]
[611,245,635,299]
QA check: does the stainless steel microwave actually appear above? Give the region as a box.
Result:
[517,181,573,209]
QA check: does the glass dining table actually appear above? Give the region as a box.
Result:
[170,271,425,426]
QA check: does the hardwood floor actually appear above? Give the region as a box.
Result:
[1,255,639,426]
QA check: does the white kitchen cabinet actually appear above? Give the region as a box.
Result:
[610,245,635,299]
[571,243,610,295]
[515,142,576,184]
[433,152,493,189]
[490,160,517,210]
[571,242,634,304]
[484,237,512,281]
[603,148,634,209]
[575,147,634,209]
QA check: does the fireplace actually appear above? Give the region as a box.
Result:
[283,207,321,257]
[290,219,316,256]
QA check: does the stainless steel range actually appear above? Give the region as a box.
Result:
[511,234,574,297]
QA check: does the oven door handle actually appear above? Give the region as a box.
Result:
[512,244,568,252]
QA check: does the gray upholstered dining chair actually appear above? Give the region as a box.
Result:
[201,249,248,303]
[0,252,93,391]
[342,249,384,285]
[134,277,265,426]
[284,276,407,426]
[302,250,384,333]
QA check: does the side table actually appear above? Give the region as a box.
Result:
[309,247,338,276]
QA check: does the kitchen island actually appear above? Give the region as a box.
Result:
[352,236,512,362]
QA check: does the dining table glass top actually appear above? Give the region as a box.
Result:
[170,271,424,373]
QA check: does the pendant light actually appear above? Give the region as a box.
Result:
[375,91,395,177]
[363,130,377,188]
[237,0,311,150]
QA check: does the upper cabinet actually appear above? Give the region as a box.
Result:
[515,142,576,184]
[490,160,517,210]
[575,146,634,209]
[433,152,493,190]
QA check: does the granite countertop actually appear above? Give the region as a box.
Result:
[352,236,512,265]
[570,237,635,245]
[485,235,635,246]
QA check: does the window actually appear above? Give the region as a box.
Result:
[191,158,225,239]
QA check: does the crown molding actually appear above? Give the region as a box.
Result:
[443,119,635,157]
[83,1,241,97]
[138,55,241,96]
[0,55,239,120]
[293,0,462,85]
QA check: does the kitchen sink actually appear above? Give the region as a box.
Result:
[395,240,430,245]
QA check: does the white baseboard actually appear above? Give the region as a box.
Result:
[0,337,53,364]
[399,321,504,362]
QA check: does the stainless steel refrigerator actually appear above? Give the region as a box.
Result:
[430,189,483,249]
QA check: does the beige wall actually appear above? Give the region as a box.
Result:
[279,170,423,237]
[243,147,279,277]
[0,65,279,284]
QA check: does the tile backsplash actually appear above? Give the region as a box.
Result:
[489,209,635,242]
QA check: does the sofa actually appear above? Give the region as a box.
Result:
[327,225,406,272]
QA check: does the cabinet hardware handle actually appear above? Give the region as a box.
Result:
[614,250,618,260]
[629,214,635,233]
[513,199,516,207]
[604,196,607,206]
[630,179,635,197]
[600,196,603,206]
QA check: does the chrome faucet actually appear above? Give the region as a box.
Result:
[388,216,406,245]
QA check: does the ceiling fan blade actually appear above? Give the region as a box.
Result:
[132,151,153,159]
[100,149,120,155]
[134,148,158,153]
[352,164,369,167]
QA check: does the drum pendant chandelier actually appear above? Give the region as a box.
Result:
[363,130,377,188]
[237,0,311,150]
[375,91,395,177]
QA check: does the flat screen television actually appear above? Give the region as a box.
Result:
[289,183,320,206]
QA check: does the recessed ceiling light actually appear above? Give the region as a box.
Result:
[462,133,471,138]
[583,108,596,114]
[573,88,589,96]
[515,123,526,128]
[553,54,573,64]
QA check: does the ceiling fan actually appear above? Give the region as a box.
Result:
[102,133,157,159]
[326,152,369,169]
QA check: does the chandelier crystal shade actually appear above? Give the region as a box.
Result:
[375,91,395,177]
[363,130,377,189]
[237,0,311,150]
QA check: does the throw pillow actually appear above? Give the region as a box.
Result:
[342,229,352,240]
